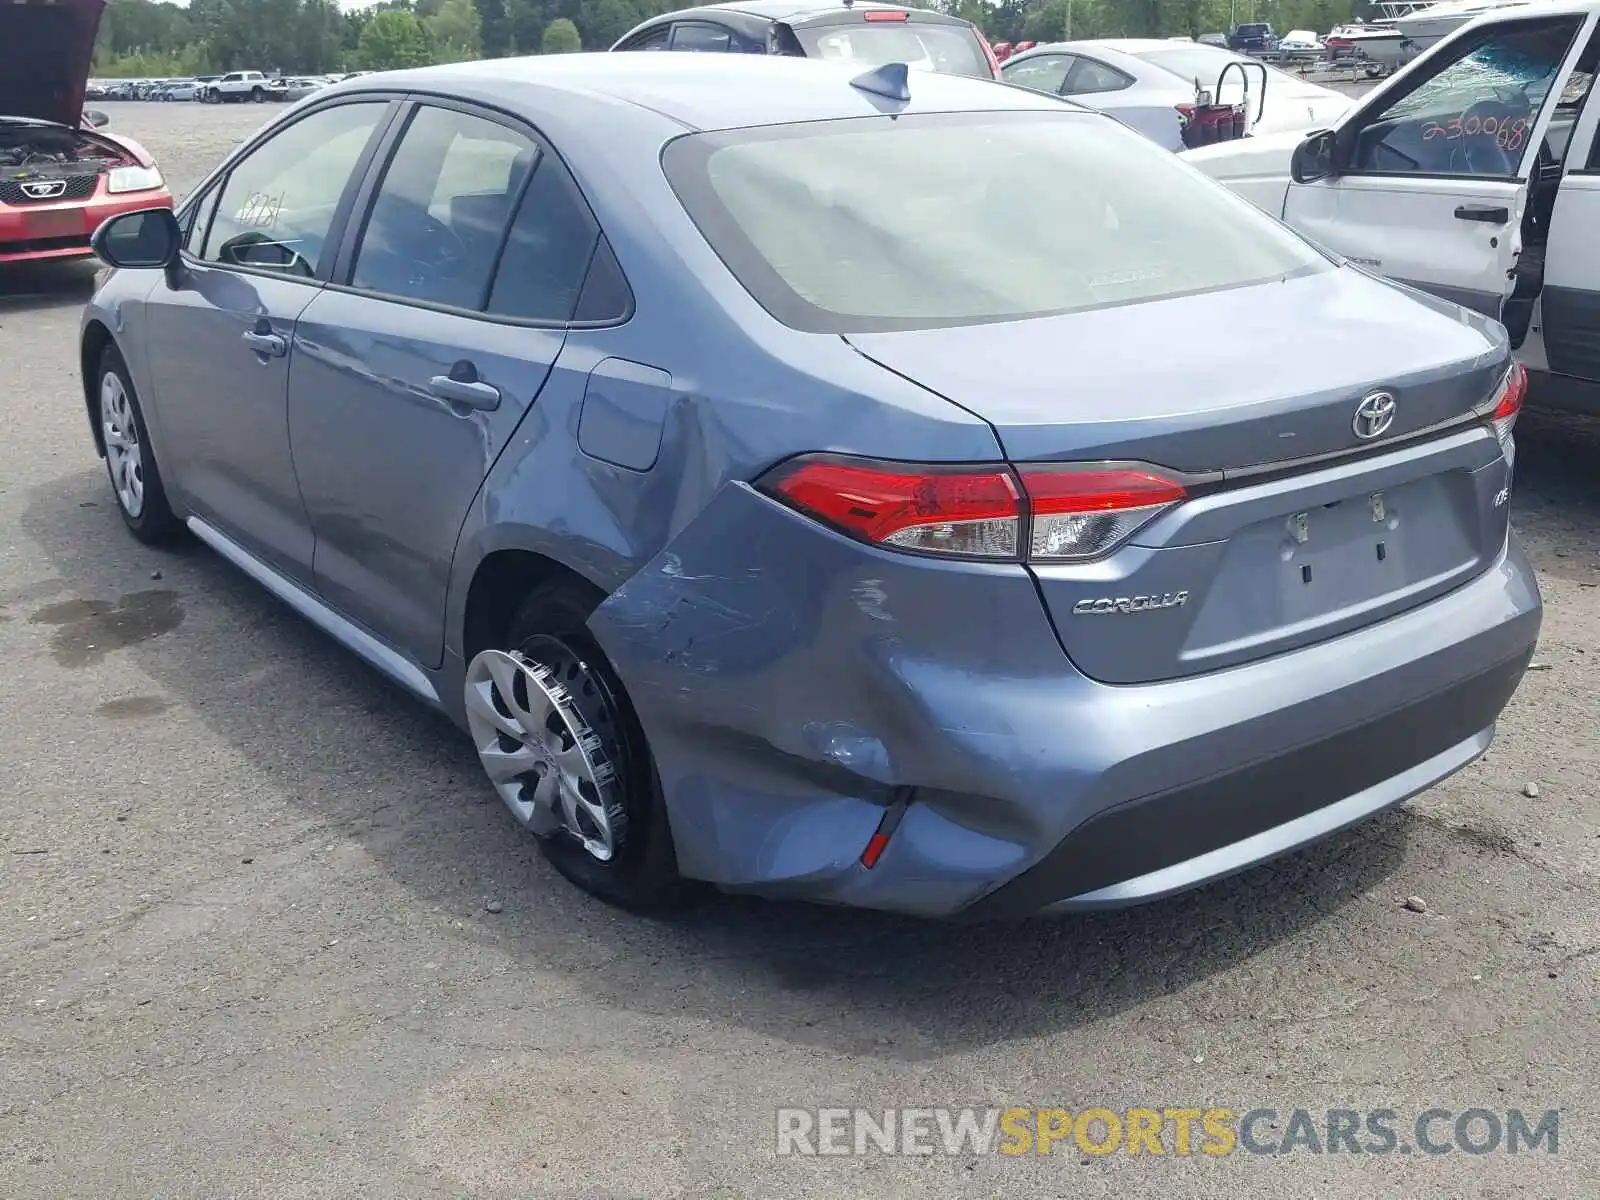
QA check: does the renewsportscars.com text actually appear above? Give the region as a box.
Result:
[776,1106,1560,1158]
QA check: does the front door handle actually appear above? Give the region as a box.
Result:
[241,330,287,357]
[428,362,501,411]
[1454,204,1510,224]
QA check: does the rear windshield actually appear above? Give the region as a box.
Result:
[663,111,1327,333]
[792,21,992,79]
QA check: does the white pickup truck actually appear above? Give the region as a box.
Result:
[203,71,279,104]
[1186,0,1600,413]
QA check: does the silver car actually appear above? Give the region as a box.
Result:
[1002,39,1352,150]
[80,54,1540,918]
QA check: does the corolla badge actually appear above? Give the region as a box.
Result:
[20,179,67,199]
[1072,591,1190,616]
[1353,391,1398,440]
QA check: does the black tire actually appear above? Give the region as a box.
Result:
[505,582,686,910]
[96,344,181,545]
[205,88,219,104]
[251,86,264,102]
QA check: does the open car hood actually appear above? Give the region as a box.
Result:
[0,0,104,128]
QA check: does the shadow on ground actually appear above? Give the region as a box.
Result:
[0,260,99,313]
[21,464,1409,1058]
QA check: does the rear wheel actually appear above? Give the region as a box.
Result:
[463,582,684,910]
[97,345,180,545]
[251,86,264,102]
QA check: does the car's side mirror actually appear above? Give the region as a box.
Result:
[84,109,110,128]
[91,207,182,271]
[1290,129,1338,183]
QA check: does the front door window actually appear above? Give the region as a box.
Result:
[1348,16,1585,177]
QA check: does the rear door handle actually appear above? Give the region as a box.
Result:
[1454,205,1510,224]
[240,330,287,357]
[428,374,501,411]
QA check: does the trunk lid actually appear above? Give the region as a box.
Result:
[847,268,1514,684]
[0,0,104,128]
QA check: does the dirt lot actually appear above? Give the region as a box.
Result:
[1,100,1597,1199]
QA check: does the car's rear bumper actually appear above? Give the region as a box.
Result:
[967,648,1522,918]
[0,189,174,264]
[589,483,1542,919]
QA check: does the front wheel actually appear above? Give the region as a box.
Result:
[205,88,219,103]
[97,345,180,545]
[463,583,685,910]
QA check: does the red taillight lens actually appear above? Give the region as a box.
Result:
[759,455,1188,562]
[761,456,1022,558]
[1488,361,1527,443]
[1020,466,1187,560]
[862,8,909,19]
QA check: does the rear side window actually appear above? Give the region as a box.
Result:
[351,106,537,309]
[1065,58,1132,96]
[664,110,1326,333]
[1001,54,1074,94]
[793,20,991,78]
[486,158,601,323]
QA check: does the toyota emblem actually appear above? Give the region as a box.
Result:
[1352,391,1397,440]
[21,179,67,199]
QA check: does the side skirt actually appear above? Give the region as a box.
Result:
[186,515,440,705]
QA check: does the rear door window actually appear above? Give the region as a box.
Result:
[350,105,537,310]
[670,22,735,52]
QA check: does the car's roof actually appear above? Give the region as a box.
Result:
[1002,42,1154,74]
[348,51,1072,134]
[653,0,947,22]
[1085,38,1233,55]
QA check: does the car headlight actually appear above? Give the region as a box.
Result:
[107,165,164,194]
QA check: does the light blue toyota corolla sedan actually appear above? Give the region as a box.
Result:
[81,53,1541,919]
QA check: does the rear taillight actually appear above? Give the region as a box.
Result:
[1484,361,1527,444]
[1020,465,1188,560]
[759,457,1021,557]
[758,454,1187,562]
[862,8,908,18]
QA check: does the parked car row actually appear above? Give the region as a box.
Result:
[86,71,358,104]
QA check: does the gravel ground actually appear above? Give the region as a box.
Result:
[0,100,1597,1199]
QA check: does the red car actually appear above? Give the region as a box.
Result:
[1,0,172,265]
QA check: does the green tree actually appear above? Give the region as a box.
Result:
[541,16,581,52]
[506,0,547,51]
[577,0,643,50]
[426,0,483,61]
[359,9,435,68]
[476,0,513,56]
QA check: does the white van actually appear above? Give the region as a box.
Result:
[1187,0,1600,412]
